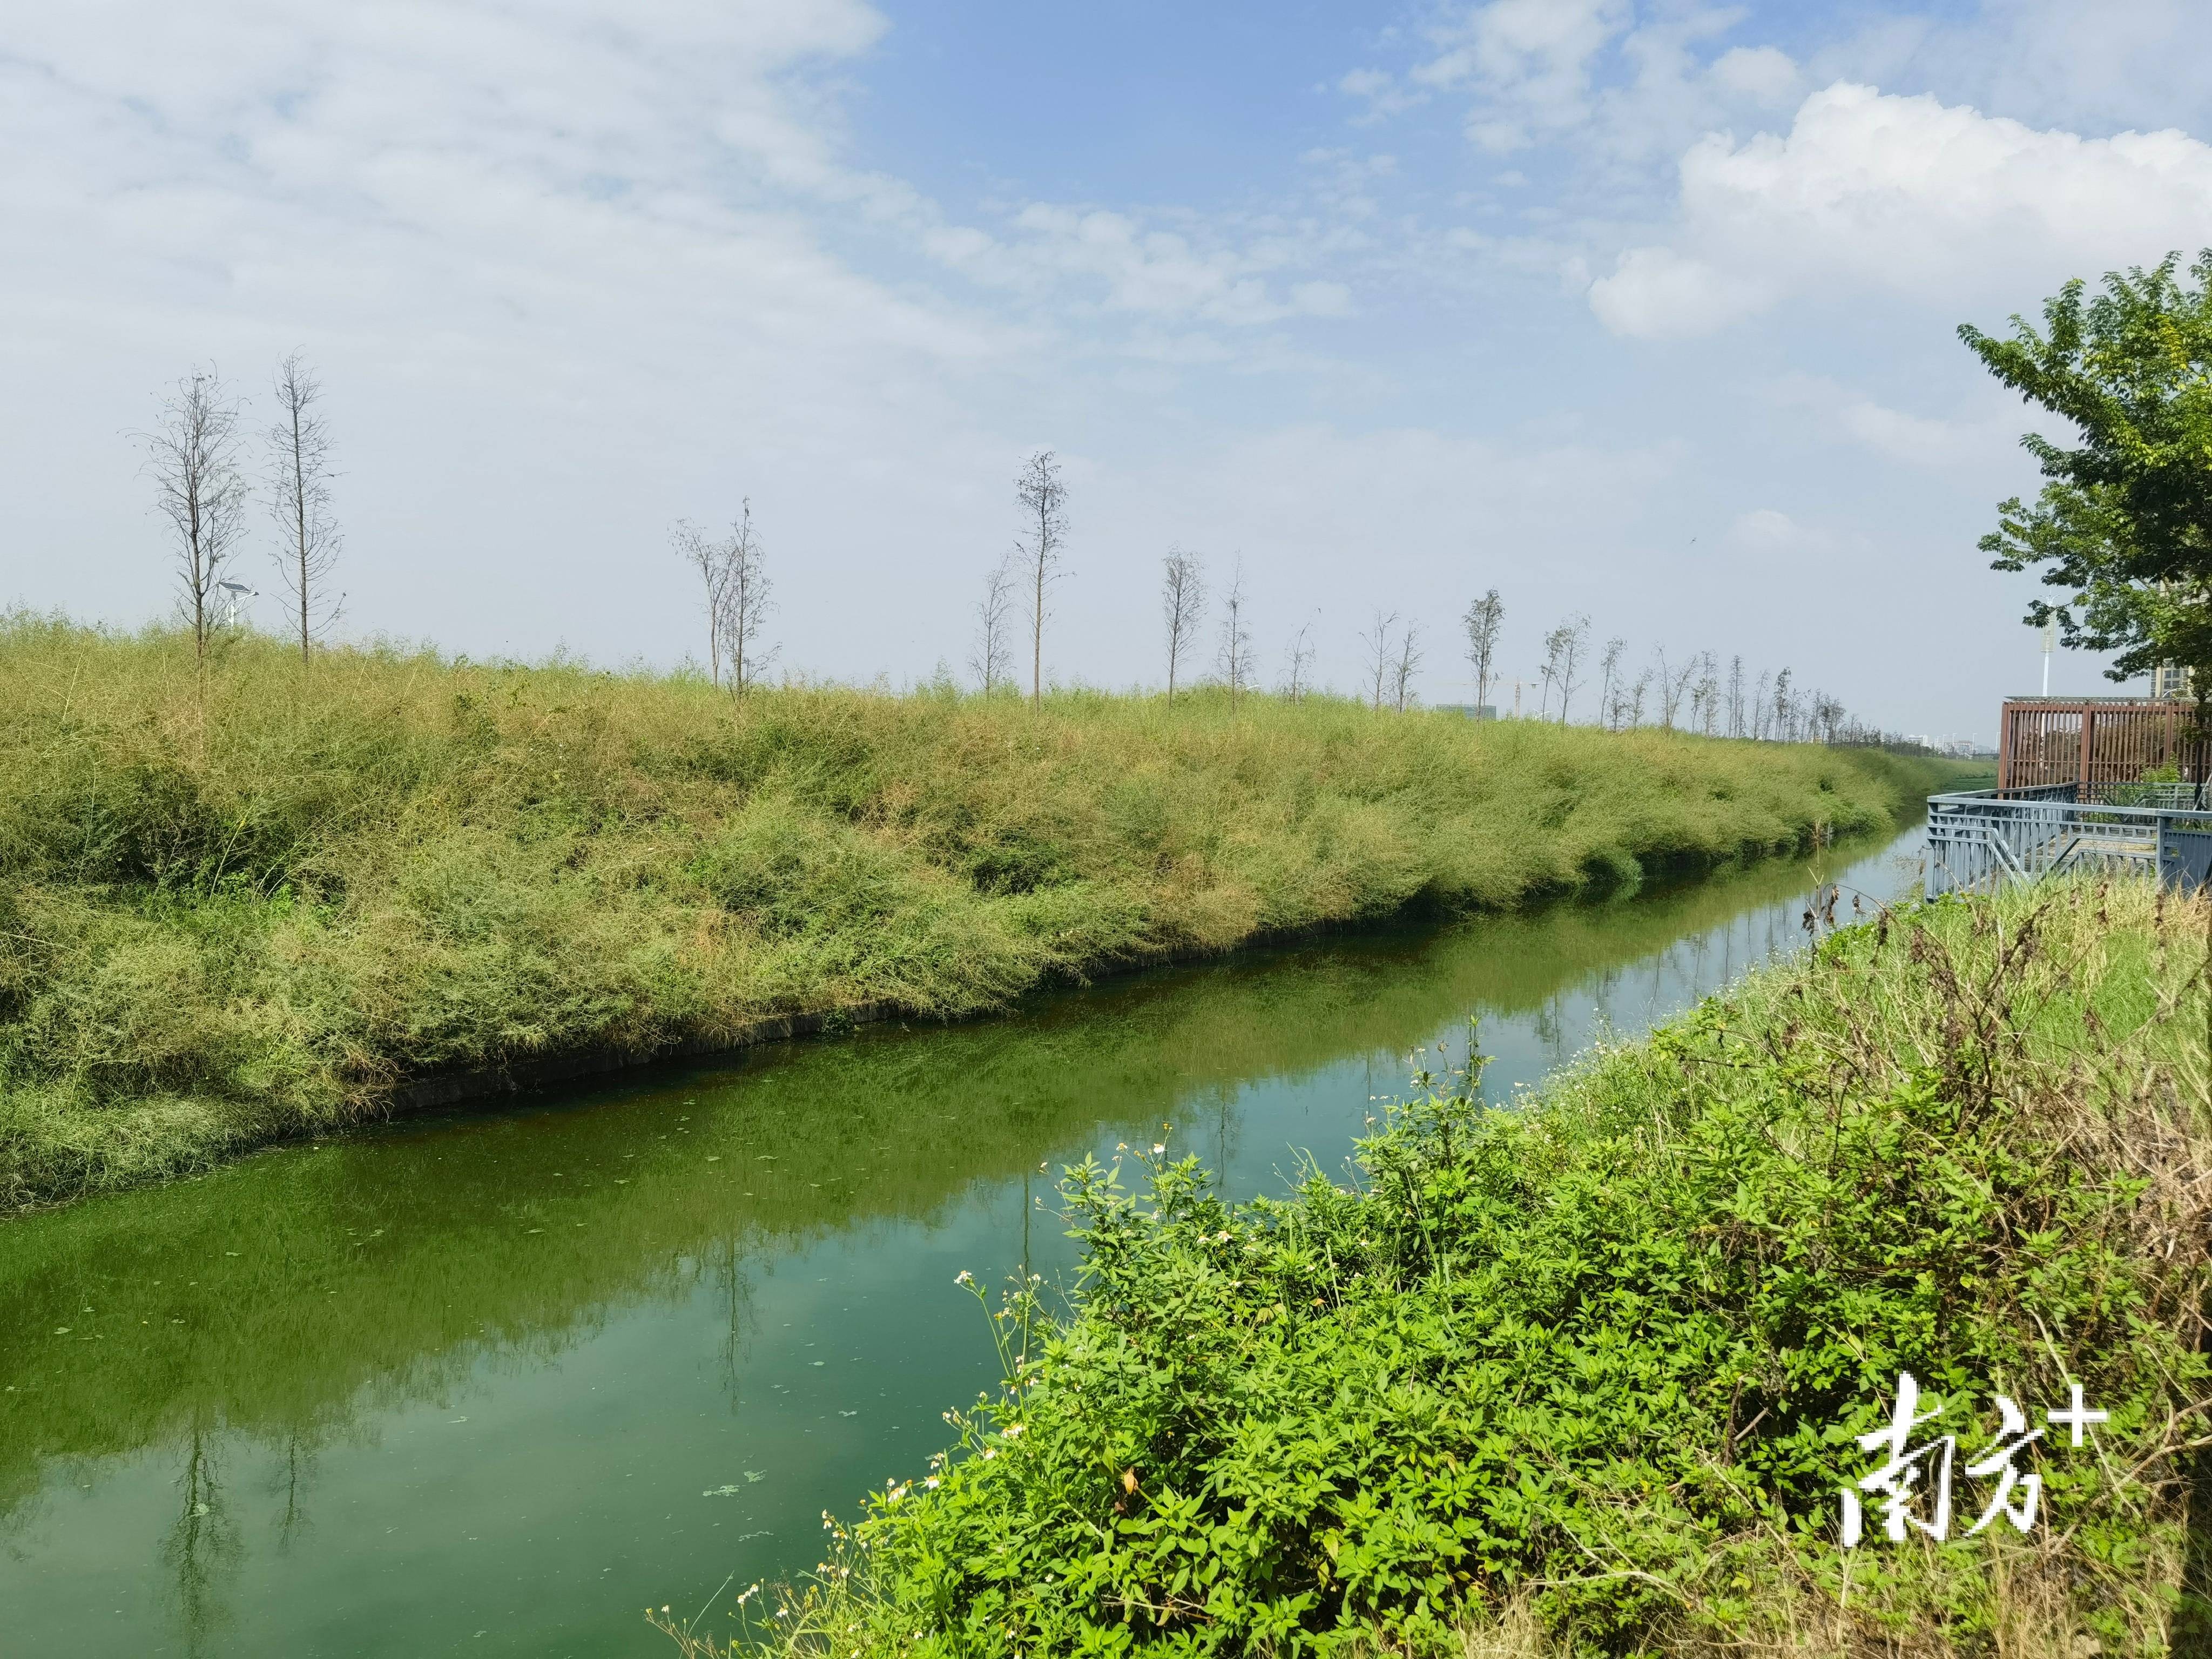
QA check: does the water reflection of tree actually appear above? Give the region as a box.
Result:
[163,1424,241,1658]
[710,1234,758,1409]
[1532,997,1565,1067]
[270,1431,314,1556]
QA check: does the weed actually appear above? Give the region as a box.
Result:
[682,879,2210,1657]
[0,616,1962,1206]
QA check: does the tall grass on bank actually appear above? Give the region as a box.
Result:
[0,617,1955,1206]
[669,880,2212,1658]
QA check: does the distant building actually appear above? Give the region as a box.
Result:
[1432,704,1498,720]
[2152,664,2195,701]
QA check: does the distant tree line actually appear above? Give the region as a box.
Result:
[130,363,1890,743]
[950,453,1885,743]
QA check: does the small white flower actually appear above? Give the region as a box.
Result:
[1150,1143,1165,1155]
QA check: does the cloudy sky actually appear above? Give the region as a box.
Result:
[8,0,2211,737]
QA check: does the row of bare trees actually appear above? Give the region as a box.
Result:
[134,383,1885,743]
[662,443,1878,738]
[139,358,342,670]
[1474,599,1860,741]
[953,465,1872,738]
[981,453,1412,711]
[1157,548,1266,705]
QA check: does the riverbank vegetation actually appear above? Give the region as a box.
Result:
[0,841,1872,1521]
[0,618,1963,1207]
[672,877,2210,1658]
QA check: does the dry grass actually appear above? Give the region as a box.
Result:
[0,615,1957,1206]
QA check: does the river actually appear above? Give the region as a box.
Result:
[0,825,1929,1657]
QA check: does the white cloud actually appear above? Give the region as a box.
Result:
[1817,0,2212,138]
[1767,374,2020,469]
[1339,3,1806,173]
[916,204,1360,328]
[1728,507,1823,552]
[1337,66,1426,121]
[1411,0,1631,152]
[1591,81,2212,338]
[1587,247,1769,338]
[1708,45,1799,107]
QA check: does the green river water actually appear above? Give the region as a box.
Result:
[0,827,1928,1657]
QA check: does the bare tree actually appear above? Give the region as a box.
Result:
[1362,610,1399,710]
[1282,619,1316,700]
[719,500,777,693]
[1537,626,1566,719]
[1392,621,1422,712]
[1012,450,1068,705]
[1692,653,1721,736]
[1597,637,1626,730]
[1727,655,1746,738]
[1461,589,1504,714]
[1553,615,1589,723]
[1653,646,1698,730]
[1751,670,1772,739]
[1811,691,1845,744]
[1771,666,1795,741]
[1216,556,1252,704]
[971,557,1016,694]
[1627,669,1650,728]
[1161,547,1207,703]
[265,352,340,665]
[143,365,251,670]
[672,519,734,685]
[1604,673,1629,732]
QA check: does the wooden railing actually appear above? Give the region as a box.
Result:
[1997,697,2200,790]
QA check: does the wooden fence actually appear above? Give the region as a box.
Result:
[1997,697,2200,790]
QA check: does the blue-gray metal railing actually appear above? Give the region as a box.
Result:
[1925,782,2212,896]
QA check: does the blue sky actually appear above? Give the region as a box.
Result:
[8,0,2212,737]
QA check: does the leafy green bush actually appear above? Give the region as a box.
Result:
[692,880,2209,1657]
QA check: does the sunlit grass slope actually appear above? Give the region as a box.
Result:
[0,617,1956,1205]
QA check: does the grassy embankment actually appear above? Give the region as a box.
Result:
[669,879,2212,1659]
[0,841,1886,1522]
[0,617,1958,1207]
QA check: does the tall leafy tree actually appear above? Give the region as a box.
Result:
[1960,251,2212,716]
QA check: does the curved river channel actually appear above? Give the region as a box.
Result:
[1,825,1930,1657]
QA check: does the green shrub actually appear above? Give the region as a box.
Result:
[696,880,2208,1658]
